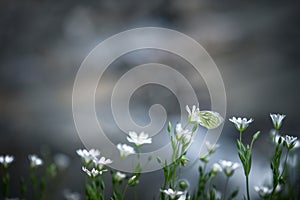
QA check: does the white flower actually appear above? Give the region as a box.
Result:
[161,188,184,199]
[205,141,220,154]
[218,160,240,177]
[0,155,14,168]
[127,131,152,146]
[82,166,105,178]
[117,144,135,158]
[254,186,272,198]
[212,163,222,174]
[28,154,43,168]
[54,154,70,170]
[229,117,253,132]
[270,113,286,130]
[186,105,201,123]
[63,189,81,200]
[175,123,192,144]
[93,156,113,169]
[76,149,100,164]
[284,135,298,149]
[114,171,126,182]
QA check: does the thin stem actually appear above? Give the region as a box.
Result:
[134,185,138,200]
[222,176,229,200]
[246,175,250,200]
[122,184,129,200]
[279,149,290,179]
[240,131,243,142]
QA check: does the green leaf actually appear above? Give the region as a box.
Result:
[198,111,224,129]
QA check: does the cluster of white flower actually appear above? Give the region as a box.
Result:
[76,148,113,178]
[0,154,43,169]
[160,188,185,200]
[214,160,240,177]
[229,117,253,132]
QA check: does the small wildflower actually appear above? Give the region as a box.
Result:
[117,144,135,158]
[270,114,286,130]
[186,105,201,123]
[161,188,184,199]
[114,171,126,182]
[283,135,298,149]
[93,156,113,170]
[205,141,220,154]
[175,123,192,144]
[229,117,253,132]
[82,166,105,178]
[0,155,14,168]
[254,186,272,198]
[28,154,43,168]
[211,163,222,175]
[54,154,70,170]
[76,149,100,164]
[218,160,240,177]
[63,189,81,200]
[127,131,152,146]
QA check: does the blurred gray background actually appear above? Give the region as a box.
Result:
[0,0,299,199]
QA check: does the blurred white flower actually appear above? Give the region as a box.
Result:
[212,163,222,174]
[175,123,192,144]
[186,105,200,123]
[93,156,113,170]
[54,153,70,170]
[114,171,126,182]
[76,149,100,164]
[82,166,105,178]
[270,114,285,130]
[229,117,253,132]
[218,160,240,177]
[63,189,81,200]
[161,188,184,199]
[127,131,152,146]
[28,154,43,168]
[254,186,272,198]
[117,144,135,158]
[205,141,220,154]
[284,135,298,149]
[0,155,14,168]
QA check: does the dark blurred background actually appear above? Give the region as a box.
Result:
[0,0,300,199]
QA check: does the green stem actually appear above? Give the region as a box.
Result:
[240,131,243,142]
[246,175,250,200]
[134,185,138,200]
[279,149,290,179]
[122,184,129,200]
[222,177,229,200]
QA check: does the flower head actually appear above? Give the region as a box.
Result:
[205,141,220,154]
[82,166,105,178]
[63,190,81,200]
[175,123,192,144]
[186,105,201,123]
[218,160,240,177]
[117,144,135,158]
[76,149,100,164]
[270,113,285,130]
[229,117,253,132]
[28,154,43,168]
[254,186,272,198]
[160,188,184,200]
[0,155,14,168]
[114,171,126,182]
[283,135,298,150]
[127,131,152,146]
[93,156,113,170]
